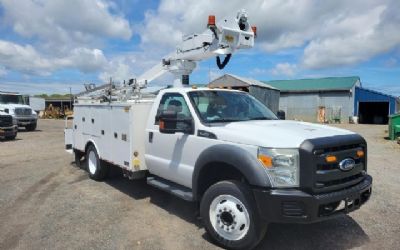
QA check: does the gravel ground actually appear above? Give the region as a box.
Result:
[0,120,399,250]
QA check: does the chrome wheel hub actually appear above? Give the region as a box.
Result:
[88,150,97,175]
[209,194,250,241]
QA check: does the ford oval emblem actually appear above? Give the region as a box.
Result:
[339,158,355,171]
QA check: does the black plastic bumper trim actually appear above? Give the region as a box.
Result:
[253,175,372,224]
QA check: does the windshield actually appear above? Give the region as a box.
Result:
[0,94,25,104]
[188,90,278,123]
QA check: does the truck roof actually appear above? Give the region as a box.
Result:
[159,87,242,94]
[0,91,21,95]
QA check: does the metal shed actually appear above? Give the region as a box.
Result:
[354,87,397,124]
[266,76,398,124]
[208,74,280,114]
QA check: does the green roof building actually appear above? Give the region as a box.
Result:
[263,76,397,124]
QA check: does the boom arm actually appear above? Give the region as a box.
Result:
[137,9,256,87]
[76,10,256,103]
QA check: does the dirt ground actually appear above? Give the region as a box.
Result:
[0,120,399,250]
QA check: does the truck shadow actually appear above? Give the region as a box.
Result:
[105,166,201,227]
[256,216,369,249]
[104,166,369,249]
[18,129,42,133]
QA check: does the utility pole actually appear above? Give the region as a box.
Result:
[69,87,72,110]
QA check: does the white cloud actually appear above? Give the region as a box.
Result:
[0,40,107,75]
[0,66,7,77]
[99,57,133,83]
[1,0,132,47]
[0,0,131,77]
[270,63,297,77]
[136,0,400,69]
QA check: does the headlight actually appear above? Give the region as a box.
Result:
[258,147,299,187]
[12,117,17,125]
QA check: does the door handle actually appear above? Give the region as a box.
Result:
[149,132,153,143]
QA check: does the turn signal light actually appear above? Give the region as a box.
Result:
[208,15,216,27]
[159,120,165,129]
[325,155,337,163]
[357,150,364,157]
[258,155,273,168]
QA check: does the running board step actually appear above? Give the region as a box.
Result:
[147,176,194,201]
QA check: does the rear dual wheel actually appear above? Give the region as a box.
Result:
[200,181,267,250]
[85,144,108,181]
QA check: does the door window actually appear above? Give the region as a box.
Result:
[155,93,192,125]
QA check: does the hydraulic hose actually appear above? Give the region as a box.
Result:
[216,54,232,69]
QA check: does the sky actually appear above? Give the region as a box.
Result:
[0,0,399,96]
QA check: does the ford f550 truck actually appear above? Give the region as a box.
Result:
[64,10,372,249]
[65,87,372,249]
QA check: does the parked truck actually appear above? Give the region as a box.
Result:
[65,10,372,249]
[0,111,17,140]
[0,91,38,131]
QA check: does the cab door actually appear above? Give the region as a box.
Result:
[145,92,195,187]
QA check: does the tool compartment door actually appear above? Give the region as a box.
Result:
[64,116,74,153]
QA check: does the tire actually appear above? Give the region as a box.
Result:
[200,181,267,250]
[5,132,17,140]
[74,150,84,168]
[25,123,37,131]
[85,144,108,181]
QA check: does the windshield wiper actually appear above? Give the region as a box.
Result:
[249,117,276,120]
[207,118,243,123]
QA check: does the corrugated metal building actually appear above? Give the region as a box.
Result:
[265,76,398,124]
[208,74,280,114]
[355,87,397,124]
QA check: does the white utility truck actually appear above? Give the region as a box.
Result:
[0,91,38,131]
[65,10,372,250]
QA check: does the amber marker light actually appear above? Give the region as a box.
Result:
[251,26,257,37]
[258,155,273,168]
[357,150,365,157]
[325,155,337,163]
[159,120,165,130]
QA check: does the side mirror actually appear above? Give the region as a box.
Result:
[277,110,286,120]
[159,110,194,134]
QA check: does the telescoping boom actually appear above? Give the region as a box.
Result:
[77,10,256,102]
[137,9,256,88]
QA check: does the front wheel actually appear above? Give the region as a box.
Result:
[5,132,17,140]
[200,180,267,250]
[86,144,108,181]
[25,123,37,131]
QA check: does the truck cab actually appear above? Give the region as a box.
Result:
[0,91,38,131]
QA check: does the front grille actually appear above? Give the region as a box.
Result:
[15,108,32,116]
[300,134,367,194]
[0,115,13,127]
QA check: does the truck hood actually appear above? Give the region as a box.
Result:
[209,120,355,148]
